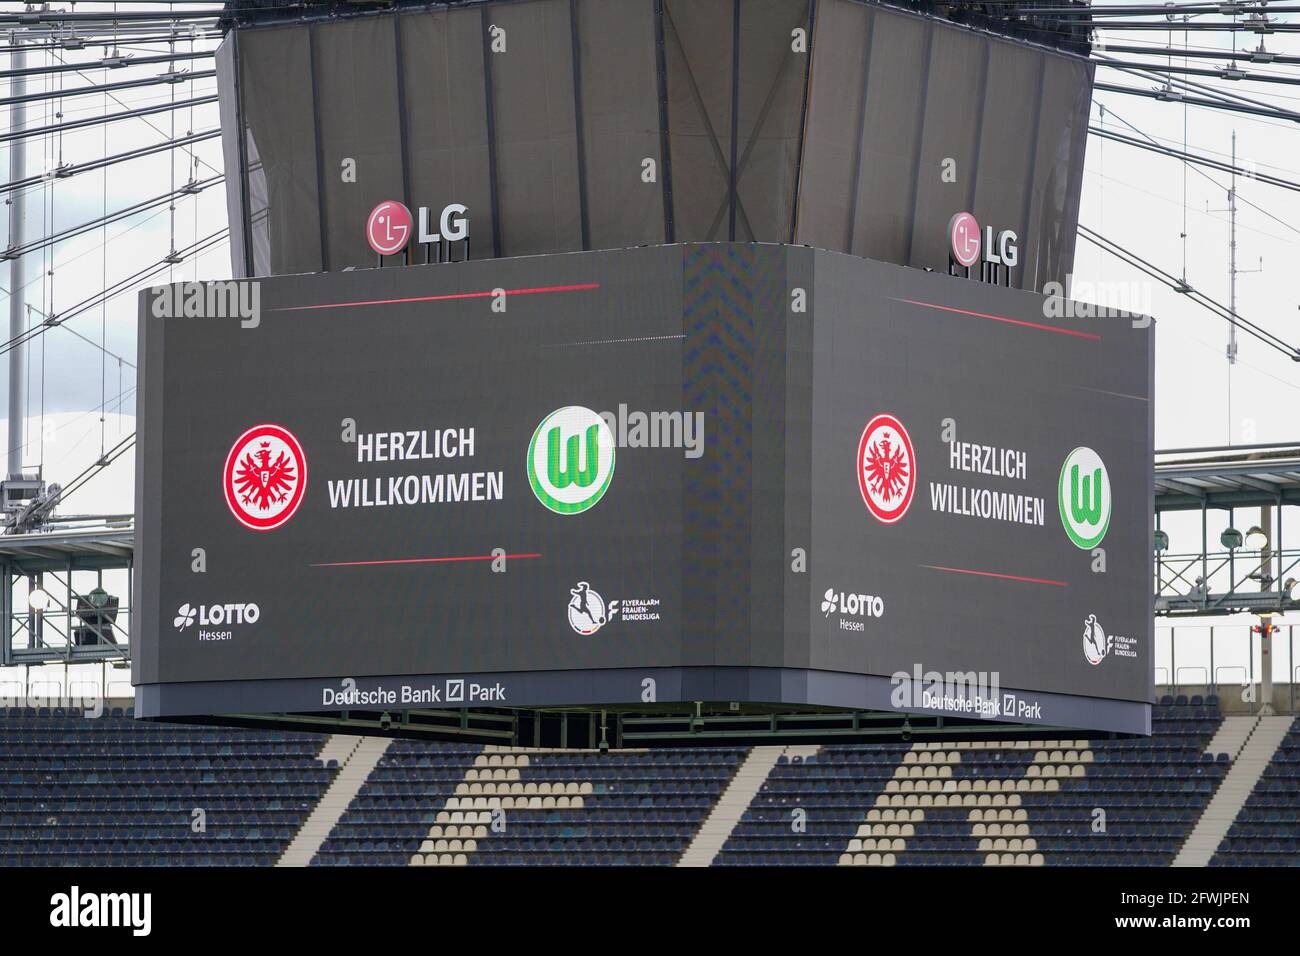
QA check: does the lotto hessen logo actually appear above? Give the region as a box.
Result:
[172,601,260,631]
[949,211,981,268]
[366,200,412,256]
[527,406,616,515]
[857,414,916,524]
[821,588,884,619]
[567,582,619,635]
[1058,446,1111,549]
[173,604,196,629]
[223,424,308,531]
[1082,613,1113,666]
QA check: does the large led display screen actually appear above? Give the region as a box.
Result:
[135,243,1152,733]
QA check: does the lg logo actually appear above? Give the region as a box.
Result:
[948,211,1018,284]
[949,211,982,268]
[366,201,412,256]
[365,199,469,258]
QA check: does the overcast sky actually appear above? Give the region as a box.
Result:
[1076,4,1300,687]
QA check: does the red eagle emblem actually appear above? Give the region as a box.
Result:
[223,424,308,531]
[857,414,916,524]
[234,441,298,512]
[863,434,910,504]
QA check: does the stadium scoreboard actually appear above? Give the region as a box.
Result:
[135,243,1153,735]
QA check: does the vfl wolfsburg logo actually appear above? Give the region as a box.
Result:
[527,406,616,515]
[1058,446,1111,549]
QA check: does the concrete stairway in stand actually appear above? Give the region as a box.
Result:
[677,745,817,867]
[277,735,392,867]
[1173,715,1293,867]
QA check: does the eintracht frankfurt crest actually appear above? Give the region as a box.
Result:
[223,424,308,531]
[857,413,916,524]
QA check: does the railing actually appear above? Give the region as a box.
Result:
[0,660,133,715]
[1214,665,1248,688]
[1174,666,1208,693]
[1154,545,1300,615]
[4,566,132,666]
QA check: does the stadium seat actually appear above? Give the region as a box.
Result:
[1,698,1270,868]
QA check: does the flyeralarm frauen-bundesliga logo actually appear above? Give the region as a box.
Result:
[1058,446,1111,549]
[527,406,616,515]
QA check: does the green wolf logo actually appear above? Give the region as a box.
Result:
[527,406,615,515]
[1058,447,1111,549]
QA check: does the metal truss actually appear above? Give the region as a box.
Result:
[1155,443,1300,617]
[0,527,133,666]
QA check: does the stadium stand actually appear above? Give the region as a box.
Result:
[4,698,1297,866]
[279,736,391,866]
[366,745,744,867]
[0,706,334,866]
[679,746,798,865]
[312,738,481,866]
[717,743,910,865]
[1212,715,1300,866]
[716,699,1230,867]
[310,740,742,866]
[1033,698,1228,866]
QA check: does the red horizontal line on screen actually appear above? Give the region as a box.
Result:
[312,553,543,568]
[272,283,600,312]
[920,564,1069,587]
[894,298,1102,341]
